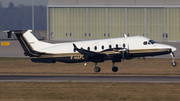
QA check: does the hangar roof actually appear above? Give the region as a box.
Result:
[48,0,180,5]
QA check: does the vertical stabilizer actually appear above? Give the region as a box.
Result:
[23,30,44,50]
[5,30,50,57]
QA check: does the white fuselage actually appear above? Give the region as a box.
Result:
[36,36,176,54]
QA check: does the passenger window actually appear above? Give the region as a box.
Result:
[87,47,90,51]
[94,46,97,50]
[116,44,118,48]
[149,40,156,44]
[109,45,112,49]
[143,41,147,45]
[123,44,126,48]
[102,45,104,50]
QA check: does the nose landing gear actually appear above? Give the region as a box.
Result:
[172,61,177,67]
[171,52,177,67]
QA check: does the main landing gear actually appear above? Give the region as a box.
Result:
[112,62,118,72]
[94,62,119,72]
[171,52,177,67]
[94,63,101,72]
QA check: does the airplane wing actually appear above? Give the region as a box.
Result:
[73,44,107,57]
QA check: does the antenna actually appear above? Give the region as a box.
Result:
[123,33,127,37]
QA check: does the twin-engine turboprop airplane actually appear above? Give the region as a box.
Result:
[5,30,177,72]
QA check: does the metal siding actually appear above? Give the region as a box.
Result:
[146,8,164,40]
[52,8,68,39]
[169,8,180,40]
[178,8,180,40]
[169,8,173,40]
[49,8,54,40]
[127,8,145,37]
[88,8,106,39]
[49,0,180,5]
[54,8,58,39]
[48,6,180,41]
[69,8,87,39]
[108,8,125,38]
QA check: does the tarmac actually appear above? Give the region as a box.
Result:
[0,75,180,83]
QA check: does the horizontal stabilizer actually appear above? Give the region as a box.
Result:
[3,30,12,38]
[4,30,27,38]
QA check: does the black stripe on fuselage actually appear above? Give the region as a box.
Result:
[129,50,172,58]
[30,48,172,63]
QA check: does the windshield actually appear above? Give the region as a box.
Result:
[149,40,156,44]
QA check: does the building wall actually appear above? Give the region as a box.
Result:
[48,0,180,41]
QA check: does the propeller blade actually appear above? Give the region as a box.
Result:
[127,43,129,58]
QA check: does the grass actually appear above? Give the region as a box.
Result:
[0,57,179,76]
[0,58,180,101]
[0,82,180,101]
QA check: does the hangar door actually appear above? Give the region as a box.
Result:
[69,8,87,39]
[49,8,68,40]
[49,7,180,41]
[88,8,106,39]
[108,8,125,38]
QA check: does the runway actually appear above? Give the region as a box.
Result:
[0,75,180,83]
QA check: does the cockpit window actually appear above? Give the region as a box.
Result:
[143,41,147,45]
[149,40,156,44]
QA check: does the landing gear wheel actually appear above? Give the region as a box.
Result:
[94,67,101,72]
[112,66,118,72]
[172,62,177,67]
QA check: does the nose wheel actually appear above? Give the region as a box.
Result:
[172,61,177,67]
[171,52,177,67]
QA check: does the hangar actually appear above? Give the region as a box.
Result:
[47,0,180,42]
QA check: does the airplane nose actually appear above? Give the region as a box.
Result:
[171,46,177,52]
[155,43,177,52]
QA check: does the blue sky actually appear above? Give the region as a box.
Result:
[0,0,48,7]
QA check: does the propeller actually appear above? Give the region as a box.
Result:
[122,44,125,61]
[121,43,129,62]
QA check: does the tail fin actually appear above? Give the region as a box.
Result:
[5,30,52,57]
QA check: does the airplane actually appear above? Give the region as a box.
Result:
[5,30,177,72]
